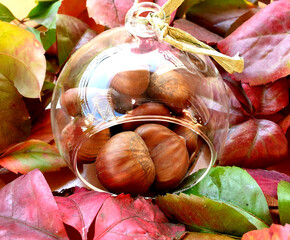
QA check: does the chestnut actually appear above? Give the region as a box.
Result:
[147,70,191,113]
[60,88,81,117]
[77,128,111,163]
[122,102,171,130]
[108,88,134,114]
[110,69,150,97]
[172,125,198,156]
[95,131,156,195]
[135,124,189,191]
[61,117,110,163]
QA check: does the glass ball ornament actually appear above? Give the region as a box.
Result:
[51,2,229,196]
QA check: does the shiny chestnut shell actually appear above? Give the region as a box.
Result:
[122,102,171,130]
[135,123,189,191]
[95,131,156,195]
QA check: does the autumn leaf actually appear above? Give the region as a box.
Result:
[242,78,289,116]
[218,118,288,168]
[245,168,290,198]
[156,193,268,237]
[277,181,290,225]
[177,166,273,225]
[241,224,290,240]
[0,77,31,153]
[55,191,111,239]
[58,0,105,33]
[87,0,135,28]
[0,169,69,239]
[0,3,15,22]
[173,18,223,45]
[91,193,186,239]
[186,0,257,36]
[218,0,290,85]
[0,139,66,174]
[56,14,94,66]
[0,21,46,98]
[27,0,61,29]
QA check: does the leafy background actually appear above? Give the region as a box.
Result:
[0,0,289,239]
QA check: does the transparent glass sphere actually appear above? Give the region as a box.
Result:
[51,2,229,196]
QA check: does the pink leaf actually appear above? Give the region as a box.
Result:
[218,0,290,85]
[55,191,111,239]
[87,0,154,29]
[242,78,289,115]
[173,18,223,45]
[87,0,135,28]
[219,118,288,168]
[93,193,186,239]
[245,168,290,198]
[241,224,290,240]
[0,169,69,239]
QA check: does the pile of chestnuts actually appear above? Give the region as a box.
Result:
[60,68,204,196]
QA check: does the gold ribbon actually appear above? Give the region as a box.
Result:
[146,0,244,74]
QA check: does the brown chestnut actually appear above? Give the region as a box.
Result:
[110,69,150,97]
[173,125,198,156]
[122,102,171,130]
[147,70,191,113]
[77,128,111,163]
[95,131,156,195]
[61,117,110,163]
[60,88,81,117]
[135,124,189,191]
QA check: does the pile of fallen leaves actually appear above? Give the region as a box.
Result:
[0,0,289,239]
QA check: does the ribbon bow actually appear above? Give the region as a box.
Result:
[139,0,244,74]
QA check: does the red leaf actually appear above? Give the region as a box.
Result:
[0,169,69,239]
[241,224,290,240]
[58,0,105,33]
[87,0,153,29]
[93,193,186,239]
[245,168,290,198]
[186,0,257,37]
[173,18,224,45]
[218,0,290,85]
[242,78,289,115]
[55,191,111,239]
[87,0,135,28]
[219,118,288,168]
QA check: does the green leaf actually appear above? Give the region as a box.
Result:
[0,21,46,98]
[177,166,272,225]
[56,14,91,66]
[156,193,268,237]
[25,27,56,51]
[41,28,56,51]
[0,139,66,174]
[0,3,16,22]
[27,1,61,29]
[278,181,290,225]
[0,76,31,153]
[26,26,42,43]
